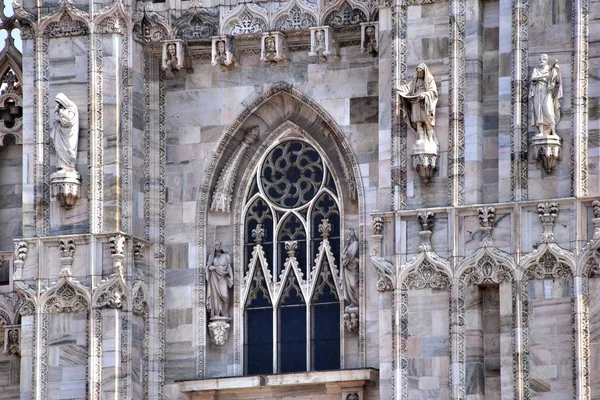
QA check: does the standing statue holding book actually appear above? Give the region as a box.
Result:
[529,53,562,137]
[397,63,439,147]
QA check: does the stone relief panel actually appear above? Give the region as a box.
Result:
[272,2,318,31]
[221,3,267,35]
[132,1,169,43]
[174,1,218,40]
[211,35,236,70]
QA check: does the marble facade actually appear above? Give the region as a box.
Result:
[0,0,596,399]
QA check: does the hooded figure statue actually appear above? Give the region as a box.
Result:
[50,93,79,170]
[397,63,439,146]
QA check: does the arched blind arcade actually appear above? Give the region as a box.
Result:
[242,139,342,375]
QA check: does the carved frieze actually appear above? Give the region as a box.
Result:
[94,1,130,35]
[273,4,317,31]
[39,0,89,38]
[222,3,267,35]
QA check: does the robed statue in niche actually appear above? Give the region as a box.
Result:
[397,63,439,147]
[50,93,79,170]
[206,241,233,318]
[529,54,562,137]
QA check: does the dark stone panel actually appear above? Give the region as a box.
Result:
[484,28,499,52]
[166,244,190,270]
[466,362,485,395]
[350,96,378,124]
[421,335,449,357]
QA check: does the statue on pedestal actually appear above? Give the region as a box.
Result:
[50,93,82,209]
[529,54,563,173]
[396,63,439,182]
[206,241,233,318]
[51,93,79,171]
[530,54,562,137]
[341,229,359,307]
[397,63,439,147]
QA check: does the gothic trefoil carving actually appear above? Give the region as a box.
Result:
[39,0,89,38]
[456,207,516,286]
[132,1,169,43]
[42,268,90,313]
[174,0,218,40]
[94,0,130,35]
[398,211,451,291]
[211,127,259,212]
[222,3,267,35]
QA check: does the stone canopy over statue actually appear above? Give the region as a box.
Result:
[49,93,82,209]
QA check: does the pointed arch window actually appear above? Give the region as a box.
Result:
[241,139,343,375]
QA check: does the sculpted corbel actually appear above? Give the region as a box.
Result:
[308,26,339,62]
[260,32,289,65]
[211,36,236,71]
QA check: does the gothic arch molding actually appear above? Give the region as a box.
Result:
[196,82,366,377]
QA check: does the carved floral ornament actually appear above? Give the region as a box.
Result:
[41,268,90,313]
[38,0,90,38]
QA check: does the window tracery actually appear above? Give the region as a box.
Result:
[242,139,343,375]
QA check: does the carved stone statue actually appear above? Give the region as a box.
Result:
[530,54,562,136]
[397,63,439,147]
[206,241,233,318]
[362,24,378,55]
[340,229,359,306]
[211,37,235,70]
[50,93,79,170]
[260,32,289,64]
[162,41,184,73]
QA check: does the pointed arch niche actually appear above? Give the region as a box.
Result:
[197,84,365,379]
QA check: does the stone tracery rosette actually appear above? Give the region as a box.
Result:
[41,268,91,314]
[272,1,317,31]
[174,2,218,40]
[221,3,267,35]
[132,1,169,43]
[94,0,131,35]
[38,0,90,38]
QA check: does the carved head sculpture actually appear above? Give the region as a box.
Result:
[216,40,226,55]
[366,25,375,42]
[265,36,276,53]
[167,43,176,58]
[214,241,223,253]
[345,228,357,243]
[539,53,548,67]
[316,29,325,47]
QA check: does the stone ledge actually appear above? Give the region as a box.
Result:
[178,368,379,394]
